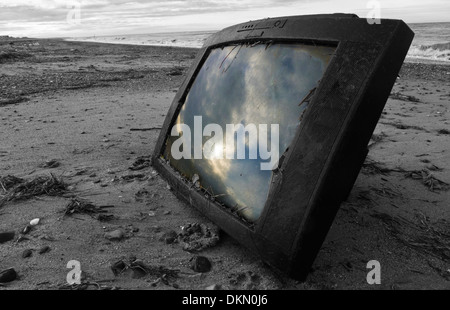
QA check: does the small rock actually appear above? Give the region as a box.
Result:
[160,230,178,244]
[190,256,212,273]
[39,159,60,168]
[0,268,17,283]
[205,284,221,290]
[163,211,171,215]
[30,218,40,226]
[22,249,33,258]
[16,235,29,243]
[105,229,125,241]
[22,225,32,235]
[38,245,51,254]
[0,231,15,244]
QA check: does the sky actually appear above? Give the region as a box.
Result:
[0,0,449,38]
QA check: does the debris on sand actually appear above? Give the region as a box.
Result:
[371,212,450,262]
[110,257,179,284]
[21,225,32,235]
[178,223,220,252]
[0,174,67,207]
[361,158,393,175]
[59,280,119,290]
[205,284,222,290]
[0,96,30,107]
[38,159,61,169]
[368,132,388,149]
[380,121,428,132]
[22,249,33,258]
[0,231,15,244]
[129,156,151,171]
[389,92,421,102]
[0,175,24,191]
[404,169,449,192]
[159,230,178,244]
[118,173,148,182]
[38,245,51,254]
[105,229,125,241]
[370,184,402,198]
[30,218,40,226]
[0,50,33,63]
[0,268,17,283]
[63,197,114,219]
[130,127,161,132]
[167,67,184,76]
[190,256,212,273]
[437,129,450,135]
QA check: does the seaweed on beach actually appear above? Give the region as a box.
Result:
[361,158,392,175]
[63,197,114,218]
[371,211,450,262]
[59,281,118,290]
[404,169,449,192]
[389,92,421,102]
[0,50,33,63]
[129,156,151,171]
[0,96,30,107]
[0,175,25,191]
[110,257,179,284]
[368,132,388,148]
[0,174,67,207]
[178,223,220,252]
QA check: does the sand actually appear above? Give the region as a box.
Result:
[0,37,449,290]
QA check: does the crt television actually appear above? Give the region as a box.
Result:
[152,14,414,280]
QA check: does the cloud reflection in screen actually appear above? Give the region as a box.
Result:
[164,42,335,222]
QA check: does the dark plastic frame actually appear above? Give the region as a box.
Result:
[152,14,414,280]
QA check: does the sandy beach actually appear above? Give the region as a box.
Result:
[0,37,449,290]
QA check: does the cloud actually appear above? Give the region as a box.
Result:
[0,0,449,38]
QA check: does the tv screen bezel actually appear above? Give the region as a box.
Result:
[152,14,414,280]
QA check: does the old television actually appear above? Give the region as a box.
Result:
[152,14,414,280]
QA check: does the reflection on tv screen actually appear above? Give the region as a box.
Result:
[163,43,335,222]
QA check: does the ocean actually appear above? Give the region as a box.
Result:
[68,22,450,64]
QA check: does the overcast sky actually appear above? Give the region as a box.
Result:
[0,0,449,38]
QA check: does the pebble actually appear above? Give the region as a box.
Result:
[22,225,32,235]
[190,256,212,273]
[0,268,17,283]
[160,230,178,244]
[0,231,15,244]
[30,218,40,226]
[39,245,51,254]
[205,284,221,290]
[105,229,125,241]
[22,249,33,258]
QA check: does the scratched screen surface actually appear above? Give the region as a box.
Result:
[163,43,335,222]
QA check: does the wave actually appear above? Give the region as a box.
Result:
[407,41,450,62]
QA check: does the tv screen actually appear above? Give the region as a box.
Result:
[163,43,336,222]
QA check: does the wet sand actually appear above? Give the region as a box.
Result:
[0,37,449,290]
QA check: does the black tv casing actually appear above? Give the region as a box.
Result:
[152,14,414,280]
